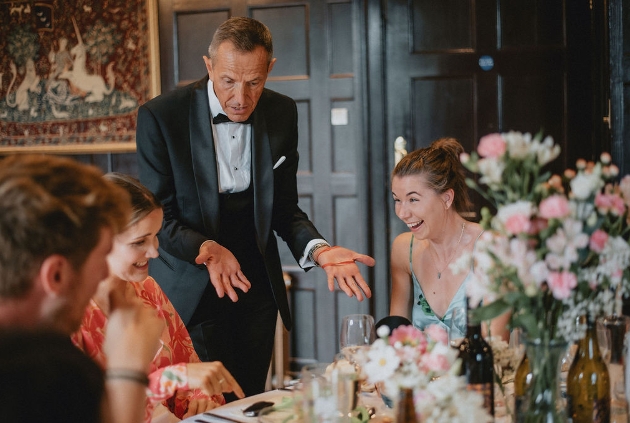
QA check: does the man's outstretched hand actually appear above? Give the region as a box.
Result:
[315,246,375,301]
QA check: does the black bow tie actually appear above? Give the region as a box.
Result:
[212,113,253,125]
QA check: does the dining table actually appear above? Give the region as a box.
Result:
[180,382,515,423]
[180,388,295,423]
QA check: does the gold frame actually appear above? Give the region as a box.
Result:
[0,0,160,154]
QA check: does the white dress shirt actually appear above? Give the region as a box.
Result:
[207,80,251,193]
[206,80,326,268]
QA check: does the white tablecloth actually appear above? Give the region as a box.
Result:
[180,389,294,423]
[181,384,512,423]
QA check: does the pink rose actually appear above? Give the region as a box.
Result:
[478,133,507,158]
[424,324,448,345]
[538,195,570,219]
[589,229,608,253]
[547,271,577,300]
[595,193,613,212]
[390,325,426,348]
[611,195,626,215]
[505,214,531,235]
[419,351,451,373]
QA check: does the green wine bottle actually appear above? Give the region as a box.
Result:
[513,351,531,423]
[458,299,495,417]
[566,315,611,423]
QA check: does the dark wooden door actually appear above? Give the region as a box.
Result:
[384,0,595,239]
[157,0,370,370]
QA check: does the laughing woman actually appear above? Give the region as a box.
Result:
[389,137,508,341]
[72,173,244,423]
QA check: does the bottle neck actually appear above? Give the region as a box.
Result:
[465,321,483,337]
[578,318,601,360]
[465,301,483,338]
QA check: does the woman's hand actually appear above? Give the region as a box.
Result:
[182,397,221,418]
[186,362,245,399]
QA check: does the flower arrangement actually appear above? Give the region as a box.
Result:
[456,131,630,342]
[357,324,492,423]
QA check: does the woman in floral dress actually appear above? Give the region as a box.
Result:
[72,173,244,422]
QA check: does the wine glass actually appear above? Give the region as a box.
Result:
[448,306,467,348]
[339,314,375,363]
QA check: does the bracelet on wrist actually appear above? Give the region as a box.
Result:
[105,369,149,386]
[308,242,331,265]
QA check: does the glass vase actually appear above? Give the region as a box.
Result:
[517,338,569,423]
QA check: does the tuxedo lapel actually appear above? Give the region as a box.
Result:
[251,109,273,255]
[189,77,220,235]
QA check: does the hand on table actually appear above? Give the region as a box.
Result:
[182,397,221,419]
[195,241,251,302]
[315,246,375,301]
[186,361,245,399]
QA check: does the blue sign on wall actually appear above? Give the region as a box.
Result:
[479,55,494,71]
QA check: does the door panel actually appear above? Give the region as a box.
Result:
[158,0,369,369]
[385,0,583,235]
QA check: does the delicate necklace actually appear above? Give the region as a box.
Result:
[429,222,465,279]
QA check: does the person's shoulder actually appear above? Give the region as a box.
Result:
[143,77,206,110]
[393,231,413,245]
[392,232,414,255]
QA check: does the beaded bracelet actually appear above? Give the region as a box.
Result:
[105,369,149,386]
[320,260,356,269]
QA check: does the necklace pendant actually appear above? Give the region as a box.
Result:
[437,272,441,279]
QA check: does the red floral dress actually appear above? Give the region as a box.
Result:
[72,276,225,422]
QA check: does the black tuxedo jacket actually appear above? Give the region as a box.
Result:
[136,76,323,330]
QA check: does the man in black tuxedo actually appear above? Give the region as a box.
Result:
[136,17,375,399]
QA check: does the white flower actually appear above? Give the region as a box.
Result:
[570,163,604,199]
[504,131,532,160]
[545,219,589,270]
[415,375,493,423]
[376,325,390,338]
[362,340,400,383]
[536,135,561,165]
[529,261,550,286]
[477,158,505,187]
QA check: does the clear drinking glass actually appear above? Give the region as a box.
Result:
[300,362,357,423]
[339,314,375,363]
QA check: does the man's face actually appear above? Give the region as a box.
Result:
[58,227,113,333]
[203,41,276,123]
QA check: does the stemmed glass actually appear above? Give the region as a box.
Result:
[339,314,376,400]
[339,314,375,364]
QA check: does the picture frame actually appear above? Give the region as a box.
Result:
[0,0,160,154]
